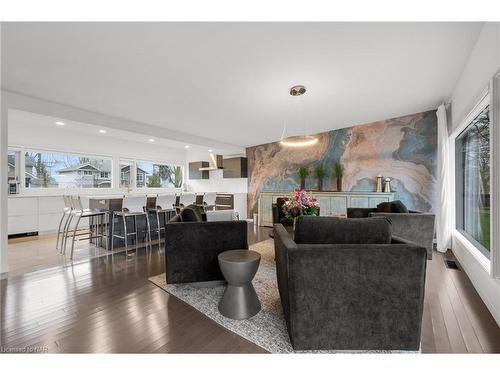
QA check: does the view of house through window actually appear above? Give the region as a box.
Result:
[119,160,134,188]
[7,149,19,182]
[456,105,491,257]
[136,161,183,188]
[24,150,112,188]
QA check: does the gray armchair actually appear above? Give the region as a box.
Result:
[164,220,248,284]
[274,216,427,351]
[347,207,435,260]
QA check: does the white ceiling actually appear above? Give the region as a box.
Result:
[1,22,482,147]
[8,109,191,151]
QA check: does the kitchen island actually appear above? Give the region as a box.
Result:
[7,192,245,249]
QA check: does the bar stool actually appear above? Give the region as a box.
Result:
[111,195,152,255]
[149,193,177,245]
[63,195,107,260]
[173,194,181,213]
[203,192,217,212]
[56,195,73,252]
[178,192,196,211]
[195,193,205,209]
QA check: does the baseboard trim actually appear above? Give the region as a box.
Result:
[452,232,500,326]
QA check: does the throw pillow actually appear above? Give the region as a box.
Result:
[180,205,204,222]
[390,200,409,213]
[376,201,392,213]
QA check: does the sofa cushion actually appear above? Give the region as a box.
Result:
[180,205,204,222]
[294,216,392,245]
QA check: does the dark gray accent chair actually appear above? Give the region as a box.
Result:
[347,207,435,260]
[164,220,248,284]
[274,216,427,351]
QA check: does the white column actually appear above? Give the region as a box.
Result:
[112,155,120,190]
[0,92,8,274]
[436,104,452,253]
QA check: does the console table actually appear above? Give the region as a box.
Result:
[257,191,395,227]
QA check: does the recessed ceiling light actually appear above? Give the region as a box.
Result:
[208,149,213,153]
[99,129,107,134]
[55,121,65,126]
[148,138,155,143]
[185,145,190,149]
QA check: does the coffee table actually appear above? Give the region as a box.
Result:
[217,249,261,320]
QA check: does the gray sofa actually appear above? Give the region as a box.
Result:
[347,207,435,259]
[274,216,427,351]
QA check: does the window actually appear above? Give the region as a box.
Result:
[24,150,112,189]
[455,105,490,257]
[119,160,134,188]
[7,149,19,182]
[136,161,183,188]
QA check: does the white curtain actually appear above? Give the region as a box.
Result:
[436,104,452,252]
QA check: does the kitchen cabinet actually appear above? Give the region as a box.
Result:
[257,191,395,227]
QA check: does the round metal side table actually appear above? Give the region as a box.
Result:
[218,249,261,320]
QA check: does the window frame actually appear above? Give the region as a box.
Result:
[7,147,21,183]
[134,160,184,190]
[20,147,114,192]
[7,145,185,195]
[453,91,491,260]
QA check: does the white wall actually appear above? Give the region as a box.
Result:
[450,23,500,133]
[1,92,8,273]
[449,22,500,325]
[187,169,248,194]
[452,231,500,324]
[0,25,7,273]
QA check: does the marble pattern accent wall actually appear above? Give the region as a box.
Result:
[246,110,437,216]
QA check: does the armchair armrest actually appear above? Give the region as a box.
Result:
[369,212,436,260]
[273,224,298,330]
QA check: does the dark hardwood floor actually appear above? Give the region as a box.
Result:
[1,223,499,353]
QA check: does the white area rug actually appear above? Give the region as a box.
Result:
[149,239,419,354]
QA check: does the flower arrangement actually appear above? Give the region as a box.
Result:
[281,190,320,221]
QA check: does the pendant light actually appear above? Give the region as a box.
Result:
[279,85,318,147]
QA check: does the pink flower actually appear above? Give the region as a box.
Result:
[281,190,320,219]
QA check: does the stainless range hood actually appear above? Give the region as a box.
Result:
[199,153,224,171]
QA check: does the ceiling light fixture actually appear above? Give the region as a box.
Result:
[99,129,107,134]
[148,138,155,143]
[280,135,319,147]
[55,121,65,126]
[279,85,318,148]
[185,145,190,149]
[208,149,213,153]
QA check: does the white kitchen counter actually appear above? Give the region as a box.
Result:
[8,191,248,235]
